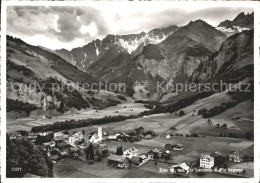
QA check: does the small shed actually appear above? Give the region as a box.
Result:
[145,135,152,139]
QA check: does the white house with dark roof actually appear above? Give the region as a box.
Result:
[200,155,214,169]
[172,144,183,151]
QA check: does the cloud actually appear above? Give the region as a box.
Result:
[48,11,82,42]
[6,5,253,50]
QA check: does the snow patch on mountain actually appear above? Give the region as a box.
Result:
[81,52,87,68]
[216,27,235,33]
[94,42,99,56]
[81,60,86,68]
[71,54,77,66]
[216,26,249,37]
[233,26,249,32]
[116,32,172,54]
[117,38,142,54]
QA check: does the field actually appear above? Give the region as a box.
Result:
[8,89,253,139]
[190,100,253,137]
[54,158,177,178]
[228,162,254,177]
[97,93,253,138]
[54,158,245,178]
[7,102,147,133]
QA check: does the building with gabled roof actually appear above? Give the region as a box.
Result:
[54,132,64,137]
[43,141,56,149]
[144,134,152,139]
[50,155,59,161]
[228,151,241,163]
[132,156,142,166]
[172,144,183,150]
[123,147,138,158]
[165,143,183,150]
[59,151,68,158]
[200,155,214,169]
[171,163,190,174]
[107,135,118,141]
[69,132,84,143]
[56,142,71,150]
[107,154,129,168]
[210,151,222,158]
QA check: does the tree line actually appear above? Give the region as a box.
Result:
[6,135,53,178]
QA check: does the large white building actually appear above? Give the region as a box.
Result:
[200,155,214,169]
[69,132,84,143]
[123,147,138,158]
[90,127,102,143]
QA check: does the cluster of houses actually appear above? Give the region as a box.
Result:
[9,126,253,177]
[199,149,253,171]
[106,145,191,176]
[87,126,155,143]
[107,147,150,168]
[106,141,252,177]
[9,126,155,165]
[9,127,109,163]
[47,127,112,162]
[107,146,180,169]
[165,143,183,151]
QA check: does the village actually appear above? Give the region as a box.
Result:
[8,123,253,178]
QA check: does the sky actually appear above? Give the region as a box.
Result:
[7,4,253,50]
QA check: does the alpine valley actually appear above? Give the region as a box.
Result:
[6,11,254,178]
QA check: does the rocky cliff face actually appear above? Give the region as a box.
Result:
[7,82,60,110]
[190,30,253,83]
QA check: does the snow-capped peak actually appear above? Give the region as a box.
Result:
[116,31,173,54]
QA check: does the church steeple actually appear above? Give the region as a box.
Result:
[98,127,102,141]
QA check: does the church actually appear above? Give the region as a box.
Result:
[90,127,103,143]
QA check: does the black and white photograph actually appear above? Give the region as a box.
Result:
[1,1,259,181]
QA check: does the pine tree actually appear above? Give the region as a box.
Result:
[116,144,123,155]
[82,129,86,135]
[86,143,95,163]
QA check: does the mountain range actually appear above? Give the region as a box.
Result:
[6,12,254,114]
[55,25,179,70]
[217,12,253,37]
